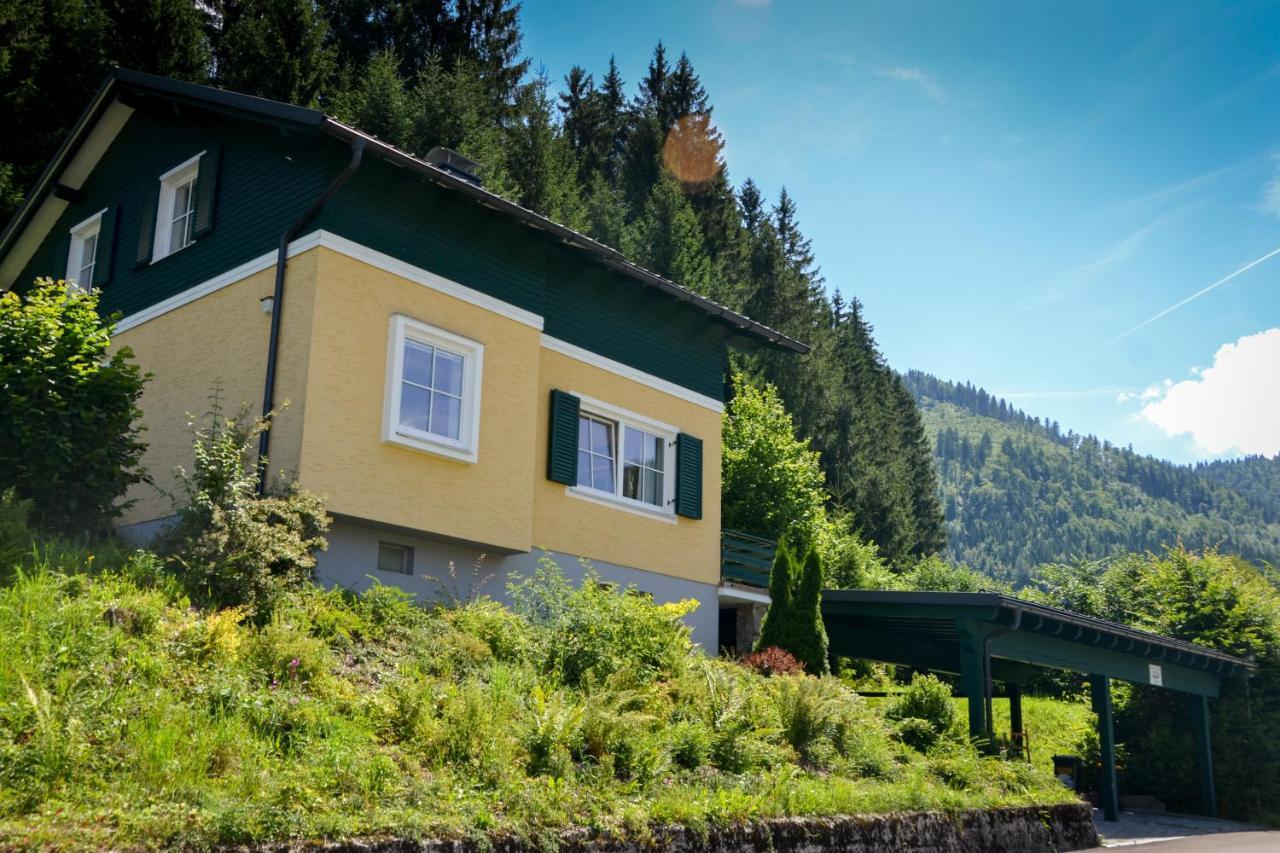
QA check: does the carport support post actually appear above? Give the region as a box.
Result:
[1190,694,1217,818]
[957,622,991,744]
[1091,675,1119,822]
[1008,684,1024,758]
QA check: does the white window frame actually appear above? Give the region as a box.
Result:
[151,151,204,263]
[382,314,484,463]
[567,393,677,522]
[66,208,106,292]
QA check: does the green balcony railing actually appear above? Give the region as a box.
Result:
[721,529,776,589]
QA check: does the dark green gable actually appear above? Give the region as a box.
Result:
[17,106,343,319]
[14,102,733,400]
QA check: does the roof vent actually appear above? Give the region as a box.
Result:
[425,147,483,186]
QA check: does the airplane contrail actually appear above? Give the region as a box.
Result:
[1093,243,1280,353]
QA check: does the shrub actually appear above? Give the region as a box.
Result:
[741,646,804,677]
[721,374,828,547]
[508,556,696,687]
[885,673,962,752]
[165,399,329,619]
[0,279,149,534]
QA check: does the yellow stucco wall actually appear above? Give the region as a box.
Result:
[112,251,318,526]
[532,349,722,585]
[295,246,541,553]
[112,242,721,586]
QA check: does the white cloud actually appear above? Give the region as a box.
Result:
[1139,328,1280,457]
[876,67,945,102]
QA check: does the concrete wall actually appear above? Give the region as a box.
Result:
[316,519,720,649]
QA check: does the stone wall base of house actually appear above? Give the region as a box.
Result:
[246,802,1097,852]
[734,601,768,655]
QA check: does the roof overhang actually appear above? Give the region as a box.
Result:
[822,590,1254,697]
[0,69,808,354]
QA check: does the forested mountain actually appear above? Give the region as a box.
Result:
[904,370,1280,583]
[3,0,944,565]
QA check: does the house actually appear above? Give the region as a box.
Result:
[0,69,804,649]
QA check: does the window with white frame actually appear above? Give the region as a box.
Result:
[66,209,105,291]
[152,153,202,262]
[383,314,484,462]
[572,398,674,514]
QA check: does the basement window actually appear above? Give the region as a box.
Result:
[376,542,413,575]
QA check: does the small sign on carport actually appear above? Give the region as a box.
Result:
[821,591,1254,822]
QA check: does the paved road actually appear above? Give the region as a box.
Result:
[1114,831,1280,851]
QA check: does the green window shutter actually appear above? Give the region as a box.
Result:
[547,389,580,485]
[92,205,118,288]
[192,146,221,238]
[675,433,703,520]
[53,232,70,281]
[135,182,159,267]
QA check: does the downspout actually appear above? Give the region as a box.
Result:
[256,136,365,492]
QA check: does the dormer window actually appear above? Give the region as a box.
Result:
[66,209,105,292]
[151,152,202,262]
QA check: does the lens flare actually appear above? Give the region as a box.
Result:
[662,114,722,186]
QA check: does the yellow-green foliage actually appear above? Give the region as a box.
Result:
[0,555,1074,849]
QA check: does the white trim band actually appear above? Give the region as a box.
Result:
[541,335,724,413]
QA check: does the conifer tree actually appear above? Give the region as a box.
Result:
[210,0,336,106]
[333,49,413,148]
[755,543,796,653]
[626,173,713,292]
[792,546,831,674]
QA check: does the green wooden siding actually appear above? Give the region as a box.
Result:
[15,107,730,401]
[16,106,338,318]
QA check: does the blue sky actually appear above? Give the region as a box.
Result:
[520,0,1280,464]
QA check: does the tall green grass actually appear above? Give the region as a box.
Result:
[0,554,1074,849]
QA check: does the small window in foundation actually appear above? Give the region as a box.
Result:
[377,542,413,575]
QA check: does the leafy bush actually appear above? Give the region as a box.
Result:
[886,673,963,752]
[0,279,148,534]
[164,399,329,618]
[509,556,696,687]
[741,646,804,677]
[721,375,827,547]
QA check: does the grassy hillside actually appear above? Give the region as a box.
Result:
[0,547,1073,849]
[903,371,1280,584]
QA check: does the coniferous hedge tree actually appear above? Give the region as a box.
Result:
[755,544,796,654]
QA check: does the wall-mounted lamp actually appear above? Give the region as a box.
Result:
[260,296,275,315]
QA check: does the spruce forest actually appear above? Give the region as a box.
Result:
[0,0,945,568]
[906,370,1280,584]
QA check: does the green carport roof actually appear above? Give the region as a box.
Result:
[822,590,1252,697]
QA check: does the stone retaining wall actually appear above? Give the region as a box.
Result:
[251,802,1098,852]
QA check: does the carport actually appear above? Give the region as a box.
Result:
[822,591,1254,821]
